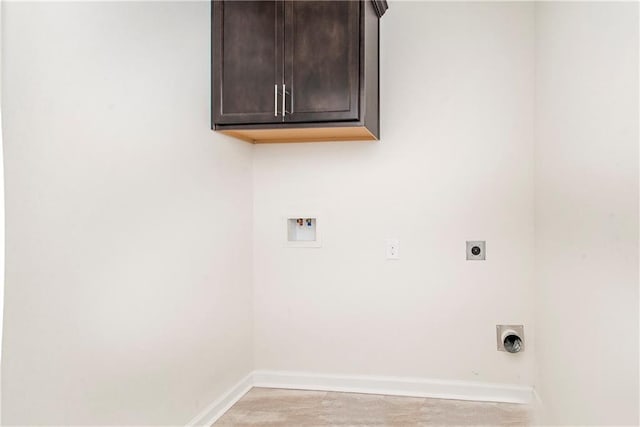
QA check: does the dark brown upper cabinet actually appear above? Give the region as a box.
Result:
[212,0,387,144]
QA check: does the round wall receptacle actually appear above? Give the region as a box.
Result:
[466,241,486,260]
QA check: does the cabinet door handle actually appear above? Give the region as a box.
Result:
[282,84,286,117]
[274,84,278,117]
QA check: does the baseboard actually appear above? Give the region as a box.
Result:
[188,370,533,426]
[253,370,533,404]
[186,373,253,427]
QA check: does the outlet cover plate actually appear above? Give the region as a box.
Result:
[385,239,400,260]
[466,241,486,260]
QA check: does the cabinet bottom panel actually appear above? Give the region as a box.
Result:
[219,126,377,144]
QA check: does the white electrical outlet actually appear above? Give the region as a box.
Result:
[386,239,400,260]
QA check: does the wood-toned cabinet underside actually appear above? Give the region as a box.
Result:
[212,0,382,143]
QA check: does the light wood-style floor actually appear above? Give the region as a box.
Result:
[214,387,530,426]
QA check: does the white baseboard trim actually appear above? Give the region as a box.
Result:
[188,370,533,425]
[252,370,533,405]
[186,373,253,427]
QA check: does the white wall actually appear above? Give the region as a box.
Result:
[534,2,639,425]
[1,2,253,424]
[253,2,535,386]
[0,3,5,422]
[3,1,637,424]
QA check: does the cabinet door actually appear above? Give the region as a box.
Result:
[283,1,360,123]
[213,1,283,125]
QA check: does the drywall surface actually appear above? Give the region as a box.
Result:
[534,2,639,424]
[0,4,4,422]
[1,2,253,424]
[253,2,535,386]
